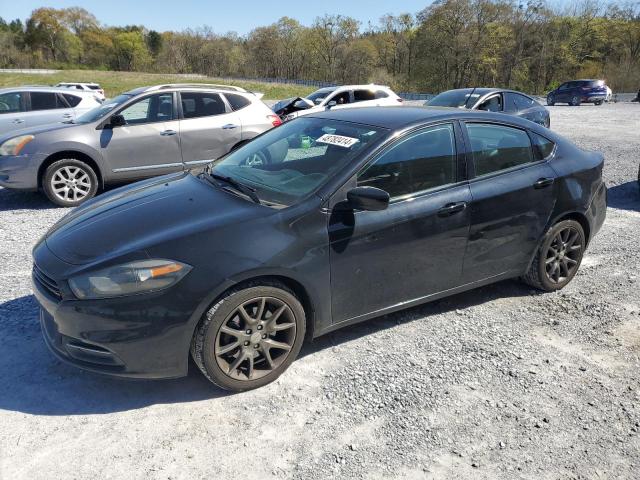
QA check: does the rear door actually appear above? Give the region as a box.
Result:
[0,91,27,133]
[100,92,182,179]
[25,91,75,128]
[460,121,556,282]
[178,91,241,167]
[329,122,471,323]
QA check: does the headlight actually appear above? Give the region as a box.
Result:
[0,135,35,156]
[68,259,192,300]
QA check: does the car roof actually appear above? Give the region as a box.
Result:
[307,106,536,130]
[438,87,532,97]
[125,84,252,96]
[57,82,100,86]
[0,86,97,95]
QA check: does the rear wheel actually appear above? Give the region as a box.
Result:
[42,158,98,207]
[522,220,585,291]
[594,100,603,106]
[546,95,555,106]
[191,282,306,391]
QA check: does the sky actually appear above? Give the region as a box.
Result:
[0,0,432,34]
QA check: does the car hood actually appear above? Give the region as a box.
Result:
[43,172,268,265]
[0,122,78,143]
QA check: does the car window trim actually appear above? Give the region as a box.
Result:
[354,121,463,203]
[527,130,557,161]
[461,120,546,182]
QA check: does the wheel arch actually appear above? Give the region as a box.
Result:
[551,211,591,246]
[38,150,104,190]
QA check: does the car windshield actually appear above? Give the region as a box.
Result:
[211,117,386,206]
[306,88,336,105]
[75,94,133,123]
[427,90,481,108]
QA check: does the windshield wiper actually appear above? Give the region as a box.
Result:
[207,173,261,205]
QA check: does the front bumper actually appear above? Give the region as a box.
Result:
[32,254,199,379]
[0,152,46,190]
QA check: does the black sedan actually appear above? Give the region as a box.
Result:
[32,107,606,391]
[427,88,551,128]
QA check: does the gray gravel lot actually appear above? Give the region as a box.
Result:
[0,103,639,479]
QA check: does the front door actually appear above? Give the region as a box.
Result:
[178,91,241,168]
[461,122,557,282]
[0,91,27,134]
[100,92,182,179]
[329,123,471,324]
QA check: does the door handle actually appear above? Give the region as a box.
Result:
[160,130,177,136]
[437,202,467,217]
[533,177,554,189]
[12,119,25,124]
[222,124,238,130]
[62,113,73,118]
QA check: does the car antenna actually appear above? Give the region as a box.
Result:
[465,87,476,109]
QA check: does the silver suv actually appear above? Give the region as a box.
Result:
[0,84,281,206]
[0,86,102,135]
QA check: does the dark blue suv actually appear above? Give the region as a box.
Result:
[547,79,608,106]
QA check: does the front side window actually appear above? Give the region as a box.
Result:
[328,91,351,105]
[120,93,174,125]
[467,123,534,177]
[477,95,503,112]
[181,92,226,118]
[30,92,64,111]
[358,124,457,199]
[212,117,385,206]
[0,92,24,113]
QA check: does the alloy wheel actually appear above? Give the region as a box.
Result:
[50,166,93,203]
[214,296,297,381]
[544,226,583,284]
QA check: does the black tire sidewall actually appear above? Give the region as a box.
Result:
[43,158,98,207]
[536,220,585,291]
[198,285,306,391]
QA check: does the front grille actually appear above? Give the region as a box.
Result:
[33,264,62,299]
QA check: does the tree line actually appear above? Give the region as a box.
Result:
[1,1,639,94]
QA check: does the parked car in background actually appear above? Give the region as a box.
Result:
[273,84,402,121]
[31,107,606,391]
[546,80,608,106]
[426,88,551,128]
[0,87,102,135]
[0,84,281,206]
[55,82,106,102]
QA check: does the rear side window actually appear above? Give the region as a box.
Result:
[63,94,82,107]
[30,92,65,111]
[225,93,251,111]
[375,90,389,99]
[88,85,101,90]
[0,92,25,113]
[181,92,227,118]
[353,90,376,102]
[513,94,535,110]
[358,124,457,199]
[467,123,533,177]
[531,132,555,159]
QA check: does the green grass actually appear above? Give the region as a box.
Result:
[0,69,315,100]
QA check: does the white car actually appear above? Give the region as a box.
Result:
[55,82,106,102]
[0,87,103,135]
[273,84,402,121]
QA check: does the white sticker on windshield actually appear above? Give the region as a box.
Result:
[316,134,360,148]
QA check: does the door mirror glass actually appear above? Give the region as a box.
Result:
[326,100,337,109]
[109,113,126,128]
[293,98,314,109]
[347,186,390,211]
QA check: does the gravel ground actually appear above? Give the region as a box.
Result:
[0,103,639,480]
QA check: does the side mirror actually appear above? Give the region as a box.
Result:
[326,100,337,109]
[293,98,313,110]
[347,186,390,211]
[109,114,126,128]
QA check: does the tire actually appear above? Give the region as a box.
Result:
[546,95,555,106]
[570,95,581,106]
[522,220,586,291]
[42,158,98,207]
[594,100,603,106]
[191,282,306,391]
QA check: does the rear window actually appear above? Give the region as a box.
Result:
[531,132,555,159]
[30,92,65,111]
[584,80,604,88]
[63,94,82,107]
[225,93,251,111]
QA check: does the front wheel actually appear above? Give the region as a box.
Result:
[594,100,603,106]
[546,95,555,106]
[570,95,581,106]
[42,158,98,207]
[522,220,585,291]
[191,282,306,391]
